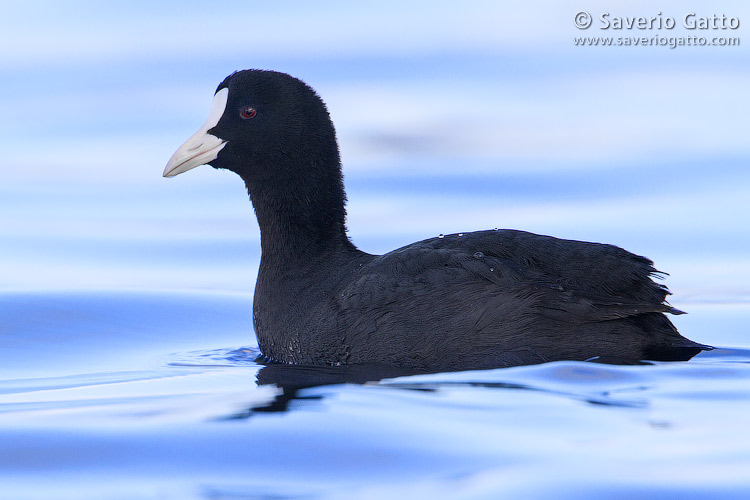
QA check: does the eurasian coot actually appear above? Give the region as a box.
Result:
[164,69,709,371]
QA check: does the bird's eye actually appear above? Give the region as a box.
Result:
[240,107,257,119]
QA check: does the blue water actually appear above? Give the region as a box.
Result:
[2,2,750,498]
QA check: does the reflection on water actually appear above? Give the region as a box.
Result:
[177,344,750,417]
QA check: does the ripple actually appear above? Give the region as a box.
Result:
[167,346,262,368]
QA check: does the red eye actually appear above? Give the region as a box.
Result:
[240,107,257,119]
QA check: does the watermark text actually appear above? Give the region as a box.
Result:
[574,11,741,48]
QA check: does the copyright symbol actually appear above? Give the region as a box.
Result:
[574,11,592,29]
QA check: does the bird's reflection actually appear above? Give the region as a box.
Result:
[215,347,727,420]
[219,362,429,418]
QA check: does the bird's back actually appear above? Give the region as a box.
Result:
[321,229,706,370]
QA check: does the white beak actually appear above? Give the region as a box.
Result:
[163,87,230,178]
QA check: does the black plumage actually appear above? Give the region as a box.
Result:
[164,69,709,372]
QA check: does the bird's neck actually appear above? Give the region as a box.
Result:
[245,160,356,265]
